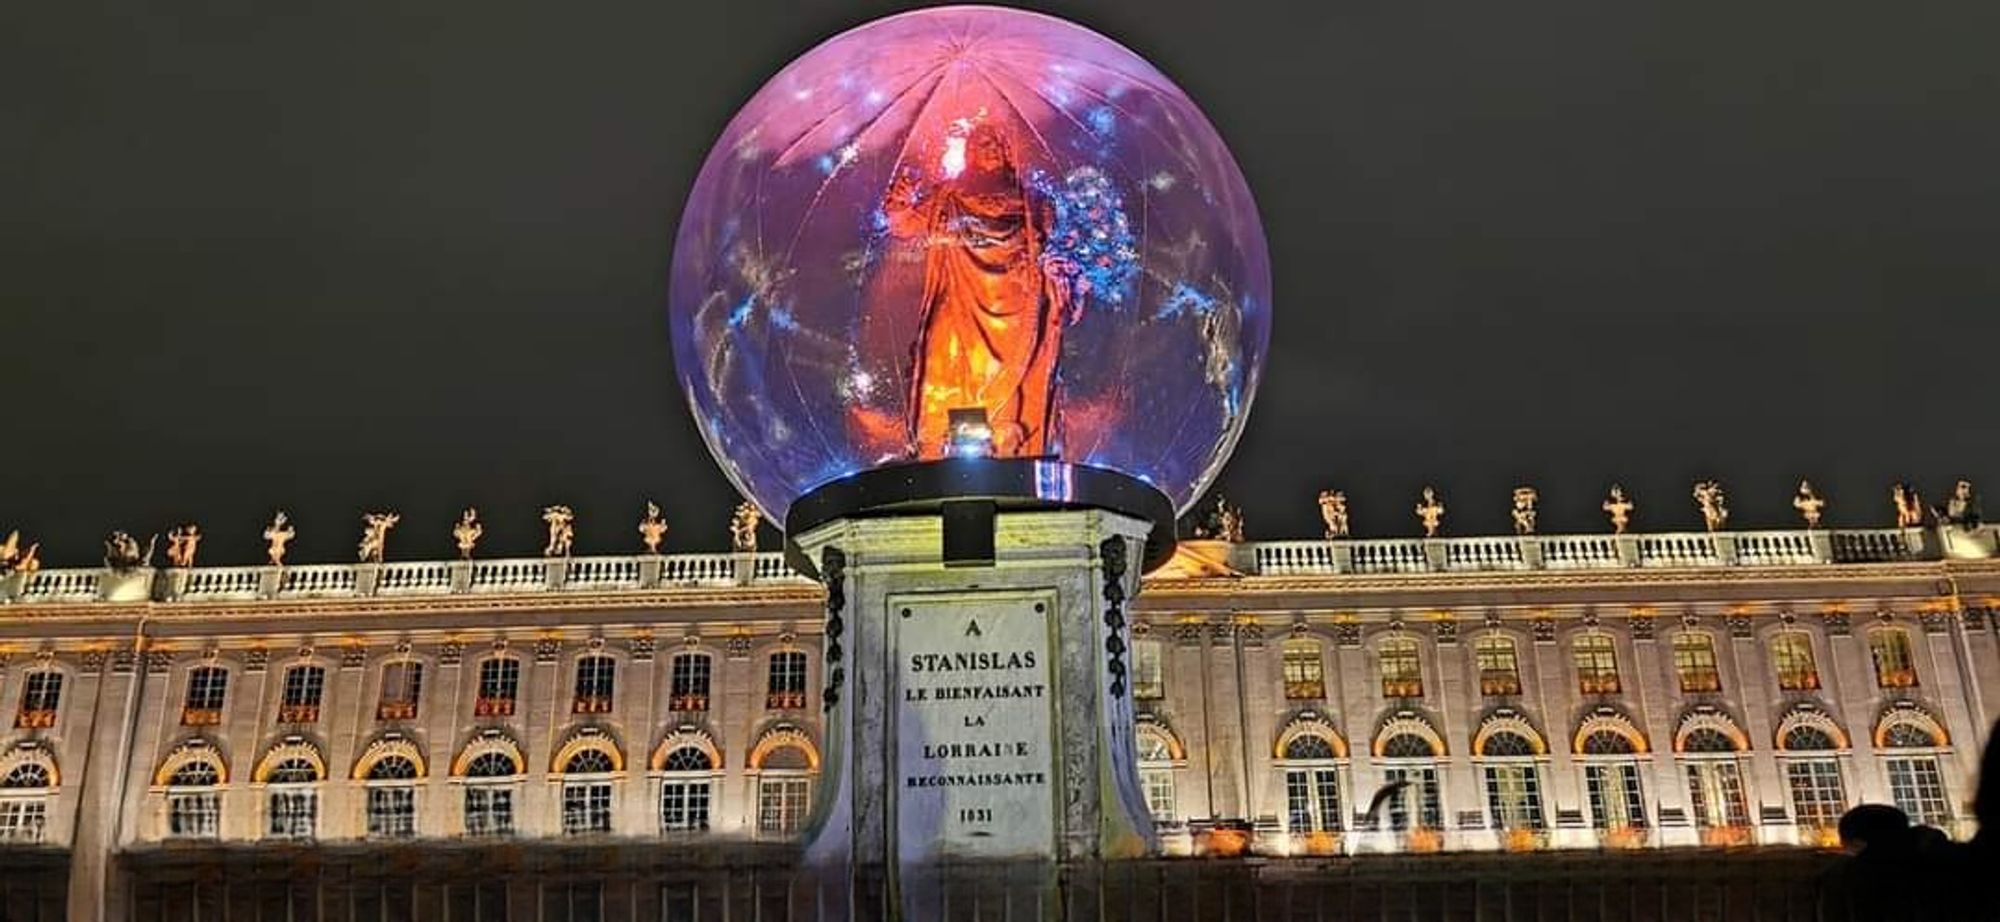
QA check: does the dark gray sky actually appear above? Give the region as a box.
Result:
[6,1,1998,566]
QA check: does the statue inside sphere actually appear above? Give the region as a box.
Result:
[669,5,1272,525]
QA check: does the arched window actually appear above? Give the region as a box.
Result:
[475,658,519,717]
[1777,718,1846,833]
[1782,726,1837,752]
[1474,635,1521,697]
[767,650,809,710]
[1579,729,1634,755]
[1477,728,1543,833]
[1282,639,1325,700]
[1880,710,1952,826]
[1572,635,1620,695]
[1136,723,1182,823]
[1278,732,1342,833]
[363,755,418,839]
[1868,630,1918,689]
[562,748,617,836]
[1373,722,1443,832]
[659,746,715,832]
[181,666,228,727]
[751,730,818,838]
[279,665,325,724]
[1672,633,1721,693]
[573,655,616,714]
[166,759,222,839]
[458,744,520,836]
[1681,728,1740,754]
[265,757,320,840]
[1770,632,1819,691]
[0,759,52,843]
[1379,637,1423,699]
[1577,722,1645,832]
[670,653,712,713]
[15,671,62,729]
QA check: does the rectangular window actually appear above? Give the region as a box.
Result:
[1475,637,1521,697]
[16,672,61,729]
[1584,763,1647,829]
[377,662,424,722]
[168,793,220,838]
[1483,765,1544,830]
[464,786,514,837]
[1672,634,1721,694]
[279,666,324,724]
[661,780,713,832]
[1381,766,1442,831]
[0,801,48,843]
[1770,633,1819,691]
[1282,641,1326,700]
[563,783,613,835]
[1284,768,1342,833]
[476,658,519,717]
[670,655,712,712]
[181,667,228,726]
[1685,761,1751,830]
[1573,636,1621,695]
[1785,758,1847,831]
[573,656,615,714]
[1379,640,1423,699]
[757,778,811,835]
[1131,641,1165,701]
[766,652,808,711]
[267,790,317,840]
[1886,756,1951,827]
[1869,631,1918,689]
[1141,768,1176,821]
[366,787,416,838]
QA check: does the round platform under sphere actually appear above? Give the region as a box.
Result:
[670,6,1271,522]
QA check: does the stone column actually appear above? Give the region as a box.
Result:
[66,645,145,922]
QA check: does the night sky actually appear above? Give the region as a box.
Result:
[6,1,1999,567]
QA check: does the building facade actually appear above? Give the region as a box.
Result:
[0,521,1996,914]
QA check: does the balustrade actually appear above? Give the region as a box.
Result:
[1349,540,1429,574]
[1444,537,1526,572]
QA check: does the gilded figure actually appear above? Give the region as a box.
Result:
[1936,480,1981,529]
[1415,487,1445,538]
[730,502,761,553]
[165,524,202,568]
[1510,487,1539,536]
[1603,485,1635,534]
[542,505,576,558]
[1892,483,1926,528]
[263,511,297,566]
[357,512,399,564]
[1792,481,1826,529]
[1317,489,1349,540]
[1692,480,1729,532]
[453,508,483,560]
[104,531,149,570]
[638,501,669,555]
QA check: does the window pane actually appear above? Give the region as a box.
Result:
[1869,631,1918,688]
[268,790,317,839]
[1475,637,1521,696]
[464,786,514,837]
[1585,763,1646,829]
[1483,765,1544,830]
[1672,634,1721,693]
[574,656,615,714]
[757,778,811,835]
[1771,633,1820,691]
[280,667,324,723]
[670,655,712,712]
[1141,768,1175,820]
[1282,641,1324,700]
[366,787,416,838]
[1886,756,1951,827]
[378,662,423,721]
[766,652,808,710]
[1785,759,1846,830]
[1573,636,1621,695]
[562,783,613,835]
[0,801,47,843]
[17,672,62,728]
[1379,639,1423,698]
[1131,641,1164,700]
[661,780,712,831]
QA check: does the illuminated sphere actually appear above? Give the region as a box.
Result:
[670,6,1271,521]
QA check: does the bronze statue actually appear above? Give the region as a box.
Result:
[1892,482,1926,528]
[452,508,483,560]
[1415,487,1445,538]
[104,531,148,570]
[262,511,297,566]
[165,524,202,568]
[541,505,575,558]
[1603,485,1635,535]
[1317,489,1350,540]
[730,502,761,553]
[357,512,399,563]
[1692,480,1729,532]
[638,501,669,555]
[1792,481,1826,529]
[1510,487,1539,536]
[1936,480,1981,529]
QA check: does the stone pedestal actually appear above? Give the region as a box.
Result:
[790,505,1158,915]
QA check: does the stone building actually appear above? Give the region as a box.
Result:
[0,518,1995,917]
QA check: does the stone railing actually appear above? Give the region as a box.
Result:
[0,552,812,605]
[1249,526,1948,577]
[0,525,1974,605]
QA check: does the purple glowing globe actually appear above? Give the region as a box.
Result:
[670,6,1271,521]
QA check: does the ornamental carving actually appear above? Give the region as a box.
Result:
[1531,617,1556,644]
[1333,623,1361,648]
[533,638,562,664]
[1433,618,1459,645]
[244,648,269,673]
[340,646,366,669]
[1628,615,1655,642]
[629,635,656,662]
[437,642,463,667]
[1918,611,1950,635]
[1820,612,1852,637]
[1726,615,1753,639]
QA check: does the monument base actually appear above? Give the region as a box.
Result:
[786,460,1166,917]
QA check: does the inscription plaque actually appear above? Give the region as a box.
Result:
[892,591,1057,861]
